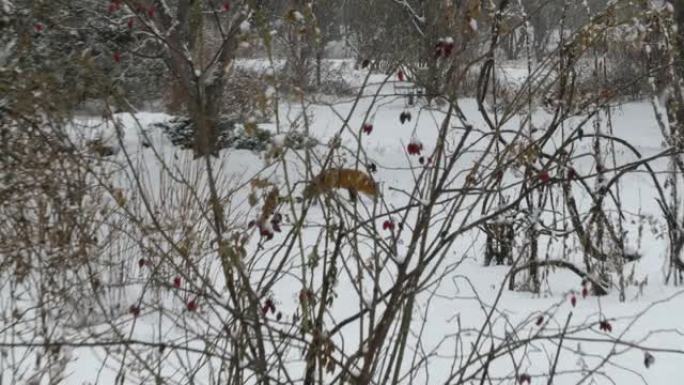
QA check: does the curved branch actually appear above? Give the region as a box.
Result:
[509,259,608,296]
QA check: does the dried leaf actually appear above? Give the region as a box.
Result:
[644,351,655,368]
[113,188,126,207]
[250,178,272,189]
[248,191,258,206]
[244,121,258,136]
[260,187,279,222]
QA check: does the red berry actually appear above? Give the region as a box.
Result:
[222,2,230,12]
[539,170,550,183]
[129,305,140,317]
[187,299,198,312]
[265,298,275,313]
[435,39,454,58]
[397,70,405,81]
[399,111,412,124]
[443,42,454,57]
[113,51,122,63]
[173,276,182,289]
[570,294,577,307]
[518,373,531,384]
[581,286,589,299]
[258,222,274,240]
[535,315,544,326]
[599,320,612,332]
[34,23,44,32]
[362,123,373,135]
[127,18,134,29]
[147,6,156,18]
[407,140,423,156]
[382,220,395,231]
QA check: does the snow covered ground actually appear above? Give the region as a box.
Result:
[2,60,684,385]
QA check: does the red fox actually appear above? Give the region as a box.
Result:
[303,168,378,199]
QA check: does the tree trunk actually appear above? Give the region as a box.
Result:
[316,50,322,88]
[665,0,684,283]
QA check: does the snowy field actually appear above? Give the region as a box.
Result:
[2,60,684,385]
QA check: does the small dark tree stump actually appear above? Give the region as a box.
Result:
[484,221,514,266]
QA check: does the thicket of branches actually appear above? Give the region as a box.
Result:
[2,0,684,384]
